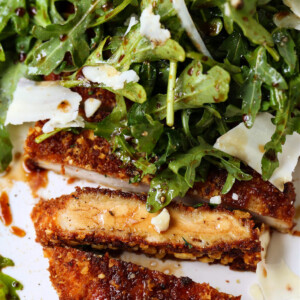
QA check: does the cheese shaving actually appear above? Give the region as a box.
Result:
[214,113,300,191]
[5,78,82,133]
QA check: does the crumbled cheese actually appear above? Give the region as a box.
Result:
[151,208,170,233]
[124,15,138,36]
[209,195,221,205]
[283,0,300,17]
[253,260,300,300]
[84,98,101,118]
[232,193,239,201]
[140,5,170,45]
[214,113,300,191]
[172,0,212,57]
[82,64,139,90]
[273,11,300,30]
[5,78,82,133]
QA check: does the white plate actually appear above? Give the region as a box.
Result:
[0,125,299,300]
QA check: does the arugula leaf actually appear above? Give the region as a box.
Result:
[31,0,51,27]
[150,60,230,119]
[221,1,274,50]
[113,135,157,176]
[262,78,300,180]
[219,29,248,66]
[0,0,29,35]
[108,25,185,71]
[128,103,164,154]
[147,168,190,212]
[90,0,133,27]
[272,28,297,77]
[26,0,105,75]
[85,95,127,140]
[241,47,288,128]
[147,137,251,212]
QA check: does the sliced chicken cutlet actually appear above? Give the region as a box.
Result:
[44,246,241,300]
[187,168,295,233]
[32,188,269,271]
[25,121,296,232]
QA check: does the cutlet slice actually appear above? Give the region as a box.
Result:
[32,188,269,271]
[187,168,295,233]
[44,246,241,300]
[25,123,296,232]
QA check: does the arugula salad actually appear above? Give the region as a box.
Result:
[0,0,300,213]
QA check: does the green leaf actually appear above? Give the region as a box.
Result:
[273,28,297,76]
[128,103,164,154]
[0,43,4,61]
[0,0,29,35]
[90,0,133,27]
[219,29,248,66]
[150,60,230,119]
[85,95,127,140]
[262,78,300,180]
[141,0,176,20]
[108,25,185,71]
[241,47,288,128]
[0,124,13,172]
[0,255,22,300]
[26,0,105,75]
[0,58,27,172]
[220,1,274,49]
[147,137,251,212]
[31,0,51,27]
[147,168,190,212]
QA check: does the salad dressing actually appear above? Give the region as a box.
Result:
[10,226,26,238]
[0,192,12,226]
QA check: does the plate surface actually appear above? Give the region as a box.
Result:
[0,125,299,300]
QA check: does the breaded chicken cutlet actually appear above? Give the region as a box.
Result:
[44,246,241,300]
[32,188,270,271]
[24,87,296,232]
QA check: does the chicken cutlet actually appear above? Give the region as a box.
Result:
[25,120,295,232]
[32,188,269,271]
[44,246,241,300]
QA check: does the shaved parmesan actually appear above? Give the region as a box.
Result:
[172,0,212,58]
[42,116,84,133]
[140,5,170,45]
[283,0,300,17]
[82,64,139,90]
[209,195,221,205]
[124,15,138,36]
[214,113,300,191]
[151,208,170,233]
[84,98,101,118]
[5,78,83,133]
[273,11,300,30]
[253,260,300,300]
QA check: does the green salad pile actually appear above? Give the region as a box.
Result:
[0,255,22,300]
[0,0,299,212]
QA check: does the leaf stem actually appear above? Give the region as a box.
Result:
[35,128,63,144]
[166,61,177,127]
